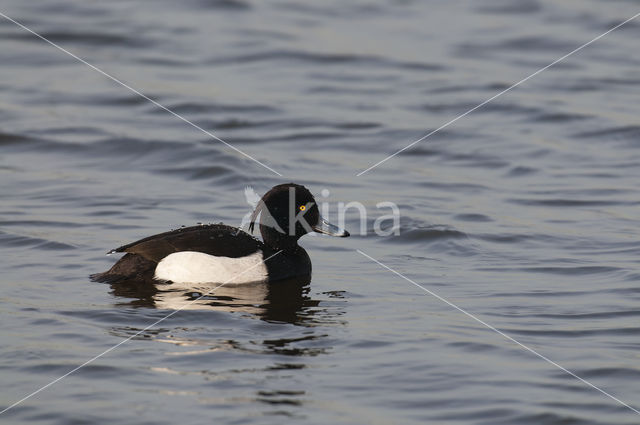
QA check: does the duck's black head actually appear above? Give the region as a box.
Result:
[249,183,349,250]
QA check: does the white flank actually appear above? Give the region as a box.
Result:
[154,251,268,284]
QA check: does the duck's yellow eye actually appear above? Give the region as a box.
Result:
[299,205,306,211]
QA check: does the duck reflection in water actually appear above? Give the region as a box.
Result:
[107,274,323,325]
[104,274,345,412]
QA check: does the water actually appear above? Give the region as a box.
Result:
[2,0,640,423]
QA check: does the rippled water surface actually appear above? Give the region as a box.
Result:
[2,0,640,424]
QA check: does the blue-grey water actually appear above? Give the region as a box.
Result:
[2,0,640,424]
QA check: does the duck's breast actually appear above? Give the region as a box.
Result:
[154,250,268,284]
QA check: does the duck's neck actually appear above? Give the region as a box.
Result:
[261,228,301,252]
[268,236,301,252]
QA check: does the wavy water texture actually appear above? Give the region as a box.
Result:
[1,0,640,424]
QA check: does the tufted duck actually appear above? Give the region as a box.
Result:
[91,183,349,285]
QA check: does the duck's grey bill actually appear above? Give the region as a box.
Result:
[313,218,350,237]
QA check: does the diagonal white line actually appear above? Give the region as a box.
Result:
[357,249,640,416]
[356,11,640,176]
[0,11,283,177]
[0,250,282,416]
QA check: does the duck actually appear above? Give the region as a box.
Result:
[91,183,349,285]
